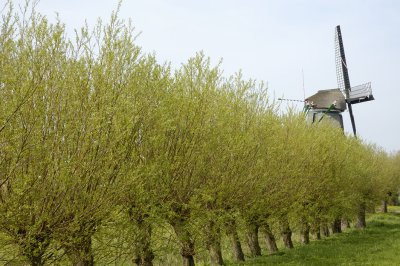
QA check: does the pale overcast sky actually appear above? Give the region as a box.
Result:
[5,0,400,152]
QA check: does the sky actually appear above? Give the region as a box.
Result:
[5,0,400,152]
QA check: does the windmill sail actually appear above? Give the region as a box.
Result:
[335,26,351,96]
[335,25,357,137]
[347,82,374,104]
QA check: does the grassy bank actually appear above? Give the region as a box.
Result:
[1,208,400,265]
[228,207,400,266]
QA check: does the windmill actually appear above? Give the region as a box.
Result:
[302,25,374,134]
[334,25,374,137]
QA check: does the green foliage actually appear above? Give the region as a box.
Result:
[0,2,399,265]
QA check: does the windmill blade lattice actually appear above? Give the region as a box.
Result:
[335,26,351,96]
[335,25,357,137]
[348,82,374,104]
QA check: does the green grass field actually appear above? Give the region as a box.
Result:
[228,207,400,266]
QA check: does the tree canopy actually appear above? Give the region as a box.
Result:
[0,2,399,266]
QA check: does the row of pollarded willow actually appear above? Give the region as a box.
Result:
[1,3,399,266]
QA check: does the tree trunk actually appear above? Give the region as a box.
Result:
[172,220,196,266]
[205,220,224,265]
[19,232,50,266]
[280,221,293,249]
[17,226,52,266]
[225,219,245,262]
[261,223,278,254]
[331,218,342,234]
[310,222,321,240]
[134,256,154,266]
[69,253,94,266]
[381,200,388,213]
[133,219,154,266]
[128,207,154,266]
[356,202,366,229]
[341,218,351,230]
[300,222,310,245]
[246,223,261,257]
[310,220,321,240]
[67,235,94,266]
[181,253,195,266]
[231,233,245,262]
[314,230,321,240]
[25,247,46,266]
[321,224,330,237]
[208,242,224,266]
[62,220,96,266]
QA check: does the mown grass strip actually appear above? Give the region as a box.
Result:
[228,210,400,266]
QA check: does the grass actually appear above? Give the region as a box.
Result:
[228,207,400,266]
[2,207,400,265]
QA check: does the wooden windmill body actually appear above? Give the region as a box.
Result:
[305,88,346,129]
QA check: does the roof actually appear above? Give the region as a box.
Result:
[305,88,347,111]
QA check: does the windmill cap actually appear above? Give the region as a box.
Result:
[305,88,346,111]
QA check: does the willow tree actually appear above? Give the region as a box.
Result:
[119,53,225,266]
[288,121,350,240]
[259,111,313,249]
[376,151,400,212]
[119,55,172,266]
[230,99,282,257]
[249,110,349,249]
[1,3,144,265]
[187,75,279,264]
[51,10,147,265]
[0,4,73,264]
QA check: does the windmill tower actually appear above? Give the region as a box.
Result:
[305,25,374,134]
